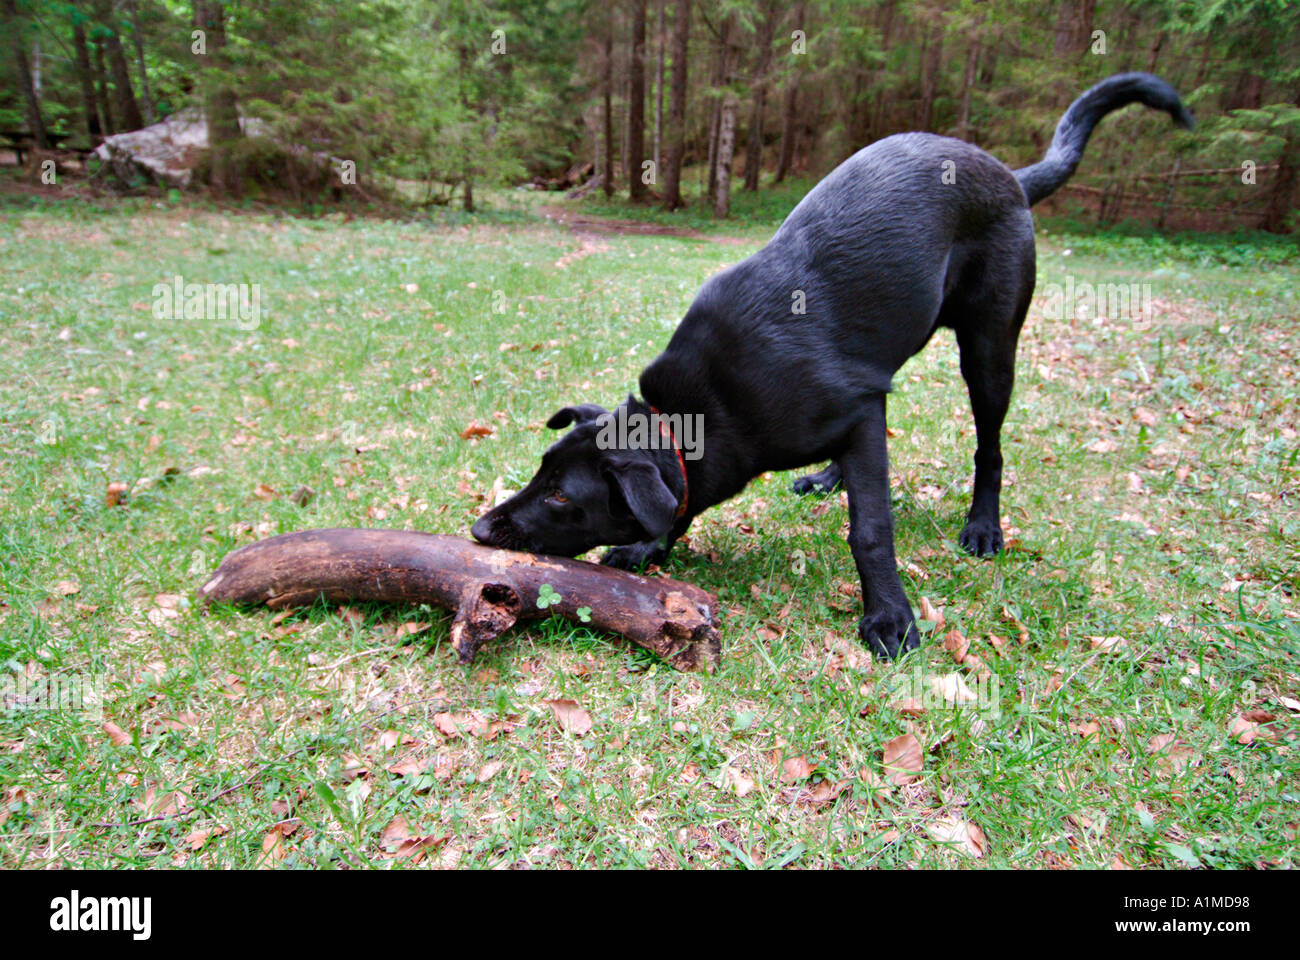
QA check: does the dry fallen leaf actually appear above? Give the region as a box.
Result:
[54,580,81,596]
[780,755,816,783]
[478,761,504,783]
[186,826,227,851]
[891,696,925,716]
[919,596,945,630]
[103,721,131,747]
[1230,715,1270,745]
[962,654,991,680]
[927,816,988,858]
[136,786,189,817]
[544,698,593,736]
[725,767,755,797]
[808,779,852,804]
[382,816,411,845]
[432,711,500,739]
[386,755,436,777]
[929,671,978,705]
[942,628,969,663]
[1088,635,1127,653]
[259,826,289,867]
[1148,732,1196,776]
[882,733,923,785]
[1070,718,1102,740]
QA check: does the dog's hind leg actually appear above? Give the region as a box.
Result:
[840,396,919,658]
[792,461,842,495]
[953,242,1035,557]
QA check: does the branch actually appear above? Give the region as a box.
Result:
[199,528,722,672]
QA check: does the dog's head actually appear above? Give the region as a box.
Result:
[470,401,680,557]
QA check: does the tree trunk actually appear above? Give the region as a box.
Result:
[603,18,615,197]
[744,2,776,191]
[1053,0,1096,55]
[774,76,798,182]
[1145,31,1165,73]
[94,37,116,135]
[4,0,49,149]
[1262,133,1297,234]
[628,0,648,200]
[194,1,242,195]
[127,0,155,123]
[199,529,722,672]
[654,0,665,172]
[705,14,733,208]
[97,1,145,131]
[714,91,737,216]
[956,29,981,141]
[774,1,805,183]
[705,97,720,206]
[917,29,943,131]
[661,0,689,209]
[870,0,896,139]
[1156,156,1180,232]
[1227,70,1265,112]
[72,20,103,143]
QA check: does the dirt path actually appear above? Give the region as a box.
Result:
[541,204,748,268]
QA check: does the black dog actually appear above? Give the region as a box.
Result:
[473,73,1193,658]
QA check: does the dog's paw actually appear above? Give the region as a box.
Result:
[792,464,842,496]
[959,518,1004,557]
[601,541,666,571]
[858,606,920,659]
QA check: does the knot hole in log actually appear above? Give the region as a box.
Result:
[451,582,521,663]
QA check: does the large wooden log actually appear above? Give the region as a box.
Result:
[198,528,721,672]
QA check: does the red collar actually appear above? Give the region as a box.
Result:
[648,405,689,518]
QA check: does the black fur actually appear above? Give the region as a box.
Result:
[474,73,1192,659]
[1017,73,1193,204]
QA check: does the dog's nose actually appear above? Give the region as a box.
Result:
[470,515,494,545]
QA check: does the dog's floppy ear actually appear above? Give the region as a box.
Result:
[546,403,609,430]
[602,456,678,539]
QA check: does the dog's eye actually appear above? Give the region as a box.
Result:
[550,490,568,504]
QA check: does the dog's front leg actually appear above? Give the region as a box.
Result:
[840,396,920,658]
[601,514,693,571]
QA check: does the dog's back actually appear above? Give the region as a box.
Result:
[642,133,1031,471]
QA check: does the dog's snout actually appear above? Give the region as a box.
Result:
[471,514,495,545]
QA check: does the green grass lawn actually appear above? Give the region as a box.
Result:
[1,189,1297,869]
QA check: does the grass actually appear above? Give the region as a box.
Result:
[0,183,1297,869]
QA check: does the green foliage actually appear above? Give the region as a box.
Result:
[4,0,1296,227]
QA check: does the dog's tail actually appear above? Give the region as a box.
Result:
[1015,73,1193,206]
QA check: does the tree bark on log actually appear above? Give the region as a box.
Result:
[198,529,722,673]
